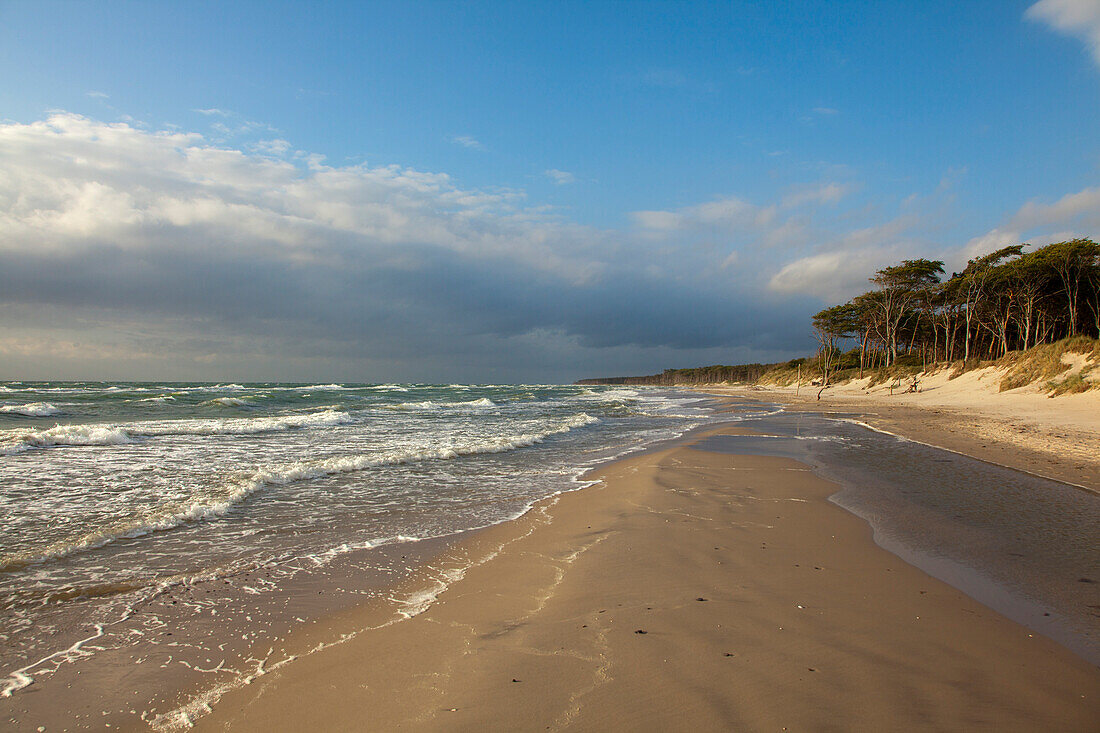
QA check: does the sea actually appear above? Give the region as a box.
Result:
[1,383,1097,730]
[0,381,727,728]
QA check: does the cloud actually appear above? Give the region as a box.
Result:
[1027,0,1100,67]
[631,195,776,232]
[449,134,485,150]
[766,220,915,301]
[191,108,277,139]
[0,113,815,381]
[781,182,852,209]
[1010,186,1100,230]
[811,107,839,115]
[14,113,1082,380]
[961,228,1023,262]
[249,138,293,156]
[85,91,109,99]
[544,169,576,185]
[961,185,1100,263]
[773,181,1100,304]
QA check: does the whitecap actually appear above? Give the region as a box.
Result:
[0,410,354,455]
[0,424,134,455]
[0,402,62,417]
[391,397,496,411]
[202,397,253,409]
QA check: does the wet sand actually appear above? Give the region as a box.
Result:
[704,379,1100,493]
[193,425,1099,732]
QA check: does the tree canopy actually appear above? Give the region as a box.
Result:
[808,239,1099,372]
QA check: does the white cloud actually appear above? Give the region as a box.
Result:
[961,185,1100,265]
[767,242,910,302]
[811,107,839,115]
[1027,0,1100,67]
[85,91,109,99]
[769,251,857,301]
[194,108,230,116]
[544,169,576,185]
[1010,186,1100,230]
[631,195,776,232]
[960,228,1022,263]
[250,138,293,156]
[449,134,485,150]
[781,182,852,209]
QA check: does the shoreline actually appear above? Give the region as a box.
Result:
[5,392,1096,730]
[190,416,1099,731]
[697,382,1100,493]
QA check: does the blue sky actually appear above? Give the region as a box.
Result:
[1,0,1098,381]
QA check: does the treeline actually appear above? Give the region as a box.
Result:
[576,363,775,386]
[811,238,1100,380]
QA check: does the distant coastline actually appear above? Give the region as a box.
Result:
[575,363,775,386]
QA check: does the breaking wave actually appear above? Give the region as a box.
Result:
[0,410,354,455]
[0,412,599,570]
[391,397,496,411]
[202,397,253,409]
[0,403,62,417]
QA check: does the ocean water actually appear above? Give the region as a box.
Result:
[0,381,725,714]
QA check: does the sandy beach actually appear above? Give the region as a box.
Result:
[192,419,1100,732]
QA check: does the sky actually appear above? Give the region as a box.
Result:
[1,0,1098,383]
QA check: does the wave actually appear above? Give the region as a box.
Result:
[1,424,134,454]
[0,413,598,570]
[0,410,354,455]
[0,403,62,417]
[391,397,496,411]
[202,397,253,409]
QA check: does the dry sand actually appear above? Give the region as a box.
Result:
[194,425,1099,732]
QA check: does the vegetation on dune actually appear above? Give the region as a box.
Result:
[996,337,1100,392]
[802,238,1100,393]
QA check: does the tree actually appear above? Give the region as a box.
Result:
[1038,238,1100,336]
[811,303,859,387]
[1002,250,1050,351]
[957,245,1024,360]
[869,259,945,365]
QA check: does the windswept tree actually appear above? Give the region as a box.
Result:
[851,291,884,376]
[1038,238,1100,336]
[956,245,1023,360]
[1002,250,1050,351]
[1087,262,1100,336]
[805,238,1098,378]
[869,259,945,365]
[811,303,860,386]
